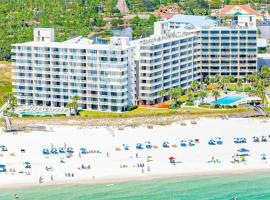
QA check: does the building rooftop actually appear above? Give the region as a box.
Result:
[169,14,217,28]
[216,4,258,17]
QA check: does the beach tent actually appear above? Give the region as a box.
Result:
[80,148,87,154]
[59,147,65,153]
[67,147,74,153]
[42,148,50,155]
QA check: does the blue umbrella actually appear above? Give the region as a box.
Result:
[0,165,6,168]
[237,148,249,153]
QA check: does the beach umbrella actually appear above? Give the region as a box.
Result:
[24,162,30,165]
[0,145,6,148]
[169,157,175,160]
[0,165,5,168]
[237,148,249,153]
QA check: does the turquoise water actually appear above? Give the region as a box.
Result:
[210,96,244,105]
[1,173,270,199]
[20,111,62,116]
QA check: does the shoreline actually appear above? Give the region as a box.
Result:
[2,167,270,190]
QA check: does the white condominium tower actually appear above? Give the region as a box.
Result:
[134,15,257,105]
[12,28,135,112]
[132,22,202,105]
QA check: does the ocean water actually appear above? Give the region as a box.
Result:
[1,173,270,200]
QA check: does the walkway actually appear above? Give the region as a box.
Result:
[0,102,9,117]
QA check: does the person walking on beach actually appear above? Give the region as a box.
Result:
[39,176,43,184]
[107,152,110,157]
[51,175,54,181]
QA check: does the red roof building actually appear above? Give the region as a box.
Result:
[153,5,182,19]
[216,4,258,18]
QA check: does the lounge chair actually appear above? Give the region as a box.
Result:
[115,147,121,151]
[172,144,177,148]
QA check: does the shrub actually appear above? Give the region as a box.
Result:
[214,104,221,108]
[185,102,194,106]
[127,105,138,111]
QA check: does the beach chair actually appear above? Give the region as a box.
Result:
[10,153,15,156]
[172,144,177,148]
[153,145,158,149]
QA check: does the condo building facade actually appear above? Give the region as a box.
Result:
[12,15,258,110]
[12,28,136,112]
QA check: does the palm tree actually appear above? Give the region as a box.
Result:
[212,90,220,104]
[66,95,79,115]
[169,87,182,103]
[237,78,244,92]
[199,90,208,104]
[158,89,166,103]
[190,80,199,92]
[4,92,16,104]
[187,89,194,104]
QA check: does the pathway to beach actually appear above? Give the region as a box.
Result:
[0,118,270,188]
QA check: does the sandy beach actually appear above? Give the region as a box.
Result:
[0,117,270,189]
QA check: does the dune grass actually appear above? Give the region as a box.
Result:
[79,106,253,118]
[0,62,13,106]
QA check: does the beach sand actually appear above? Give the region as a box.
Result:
[0,117,270,189]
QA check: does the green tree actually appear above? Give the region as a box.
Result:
[212,90,220,104]
[158,89,167,103]
[199,90,208,104]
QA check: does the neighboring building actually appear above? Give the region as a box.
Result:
[257,38,267,52]
[12,14,259,109]
[237,15,256,29]
[153,5,182,20]
[12,28,136,112]
[215,4,258,18]
[169,15,217,29]
[257,54,270,71]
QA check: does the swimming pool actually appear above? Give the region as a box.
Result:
[210,96,245,105]
[20,111,64,116]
